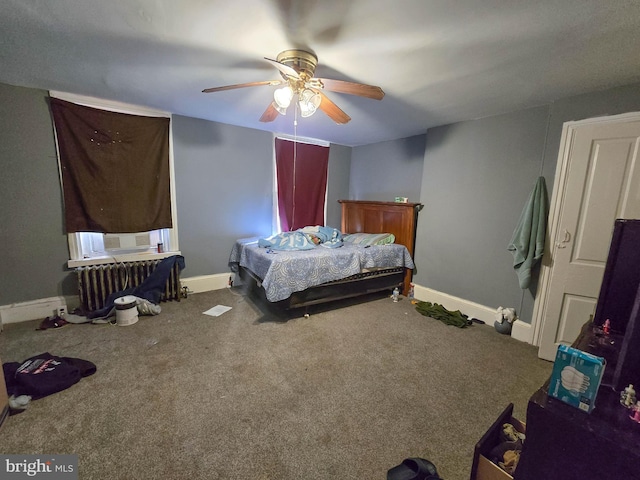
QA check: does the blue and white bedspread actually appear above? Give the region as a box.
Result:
[257,226,343,250]
[228,238,415,302]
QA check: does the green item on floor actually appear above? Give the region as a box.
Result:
[415,301,471,328]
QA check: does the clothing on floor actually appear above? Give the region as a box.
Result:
[415,301,471,328]
[87,254,185,319]
[3,352,96,399]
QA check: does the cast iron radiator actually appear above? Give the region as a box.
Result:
[75,259,181,312]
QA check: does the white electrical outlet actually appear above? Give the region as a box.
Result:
[57,306,66,318]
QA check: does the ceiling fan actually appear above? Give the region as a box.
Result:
[202,49,384,125]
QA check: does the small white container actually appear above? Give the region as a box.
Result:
[114,295,139,326]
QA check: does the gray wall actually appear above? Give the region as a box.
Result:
[326,144,352,229]
[0,83,73,304]
[413,82,640,324]
[414,106,550,320]
[172,115,274,277]
[349,135,426,203]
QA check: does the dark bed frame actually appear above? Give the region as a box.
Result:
[239,200,422,310]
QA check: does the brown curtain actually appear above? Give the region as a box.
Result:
[275,138,329,231]
[50,97,172,233]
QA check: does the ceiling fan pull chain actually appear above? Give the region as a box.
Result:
[291,104,298,231]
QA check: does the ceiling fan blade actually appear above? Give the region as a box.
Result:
[202,80,283,93]
[315,78,385,100]
[313,90,351,124]
[259,103,280,123]
[264,57,300,79]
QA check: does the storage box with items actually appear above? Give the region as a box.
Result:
[471,403,526,480]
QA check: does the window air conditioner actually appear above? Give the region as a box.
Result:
[103,232,152,251]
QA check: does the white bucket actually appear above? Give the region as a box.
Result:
[114,295,139,326]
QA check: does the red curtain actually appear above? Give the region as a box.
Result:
[275,138,329,231]
[50,98,172,233]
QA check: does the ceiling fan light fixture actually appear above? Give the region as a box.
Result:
[298,89,321,118]
[203,49,381,125]
[272,101,288,116]
[273,86,293,108]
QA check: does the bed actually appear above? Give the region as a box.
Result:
[229,200,423,309]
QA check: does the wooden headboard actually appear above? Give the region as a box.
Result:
[339,200,423,294]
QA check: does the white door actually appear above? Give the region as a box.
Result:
[536,114,640,361]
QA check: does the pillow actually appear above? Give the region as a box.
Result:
[343,232,395,246]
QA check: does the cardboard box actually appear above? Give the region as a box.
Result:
[549,345,606,413]
[471,404,525,480]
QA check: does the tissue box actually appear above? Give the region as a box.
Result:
[549,345,606,413]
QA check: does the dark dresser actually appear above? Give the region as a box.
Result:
[515,219,640,480]
[515,321,640,479]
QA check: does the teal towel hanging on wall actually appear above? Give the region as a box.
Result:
[507,176,549,289]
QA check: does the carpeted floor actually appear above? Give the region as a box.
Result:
[0,288,552,479]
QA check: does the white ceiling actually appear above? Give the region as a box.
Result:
[1,0,640,146]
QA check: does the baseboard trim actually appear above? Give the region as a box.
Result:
[1,281,535,344]
[413,285,496,325]
[0,274,233,328]
[181,273,234,294]
[412,284,533,343]
[510,319,533,344]
[0,296,71,327]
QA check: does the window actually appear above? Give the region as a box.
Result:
[274,135,330,232]
[50,91,179,267]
